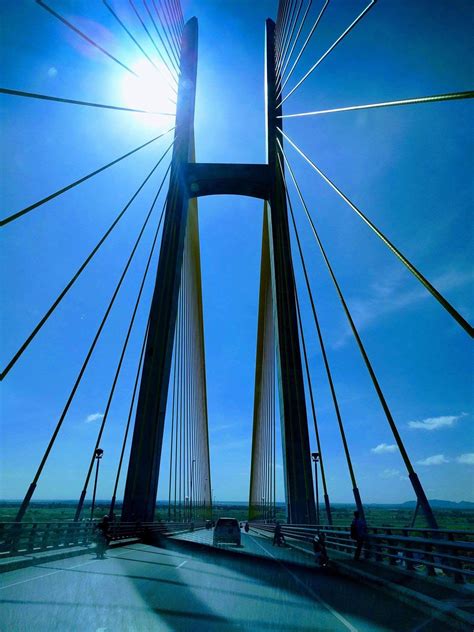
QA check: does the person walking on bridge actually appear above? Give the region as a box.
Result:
[273,521,285,547]
[95,515,110,559]
[350,511,367,561]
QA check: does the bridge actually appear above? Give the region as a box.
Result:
[1,0,473,630]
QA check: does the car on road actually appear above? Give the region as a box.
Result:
[213,517,241,547]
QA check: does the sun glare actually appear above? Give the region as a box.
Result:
[119,58,177,127]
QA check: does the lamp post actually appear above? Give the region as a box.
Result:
[311,452,320,527]
[91,448,104,521]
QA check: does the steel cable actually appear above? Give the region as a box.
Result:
[15,163,171,521]
[279,90,474,119]
[1,141,175,381]
[0,87,174,118]
[279,0,377,106]
[1,127,175,227]
[37,0,138,77]
[279,130,473,337]
[279,143,439,527]
[74,192,169,521]
[276,0,330,101]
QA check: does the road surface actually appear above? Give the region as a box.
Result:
[0,532,448,631]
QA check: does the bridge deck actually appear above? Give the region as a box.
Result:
[0,533,452,631]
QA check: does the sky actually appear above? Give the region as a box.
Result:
[1,0,473,508]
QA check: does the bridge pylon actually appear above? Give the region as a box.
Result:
[122,18,200,523]
[122,17,316,524]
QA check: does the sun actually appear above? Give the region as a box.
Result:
[119,58,177,126]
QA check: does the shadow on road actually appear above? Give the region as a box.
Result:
[152,533,451,632]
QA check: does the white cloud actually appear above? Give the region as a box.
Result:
[85,412,104,423]
[210,438,249,451]
[333,267,473,348]
[456,453,474,465]
[211,423,234,432]
[408,413,466,431]
[417,454,449,466]
[380,468,401,479]
[371,443,398,454]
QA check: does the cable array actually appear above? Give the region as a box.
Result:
[264,2,471,526]
[4,0,471,529]
[167,201,212,522]
[4,0,192,522]
[249,206,277,522]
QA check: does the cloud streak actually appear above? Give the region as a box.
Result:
[380,468,401,479]
[417,454,449,466]
[334,267,473,348]
[85,412,104,423]
[456,453,474,465]
[408,413,467,431]
[371,443,398,454]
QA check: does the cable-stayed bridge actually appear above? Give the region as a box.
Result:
[1,1,473,630]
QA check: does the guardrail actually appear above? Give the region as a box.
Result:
[0,520,203,560]
[252,522,474,584]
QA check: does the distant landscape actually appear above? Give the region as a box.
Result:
[1,500,473,529]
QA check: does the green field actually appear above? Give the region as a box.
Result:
[1,501,473,530]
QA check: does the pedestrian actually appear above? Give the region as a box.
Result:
[273,521,284,546]
[313,532,329,567]
[244,521,249,533]
[350,511,367,561]
[95,515,110,559]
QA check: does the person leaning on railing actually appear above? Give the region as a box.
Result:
[350,511,367,561]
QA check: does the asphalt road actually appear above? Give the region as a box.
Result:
[0,532,449,631]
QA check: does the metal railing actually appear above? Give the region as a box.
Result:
[0,520,203,560]
[252,523,474,584]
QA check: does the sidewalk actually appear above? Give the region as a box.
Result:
[0,537,139,573]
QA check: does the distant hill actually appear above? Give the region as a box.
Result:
[1,499,473,509]
[400,500,474,509]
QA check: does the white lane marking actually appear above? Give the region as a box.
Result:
[0,558,99,590]
[248,534,358,632]
[177,560,187,569]
[0,546,133,590]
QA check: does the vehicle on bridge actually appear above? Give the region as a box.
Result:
[213,517,241,547]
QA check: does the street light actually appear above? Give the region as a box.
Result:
[311,452,320,527]
[91,448,104,521]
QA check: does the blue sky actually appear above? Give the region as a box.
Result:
[1,0,473,506]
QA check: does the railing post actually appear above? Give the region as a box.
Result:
[40,524,49,550]
[425,544,436,577]
[373,529,383,563]
[448,533,465,584]
[402,529,416,571]
[9,523,22,554]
